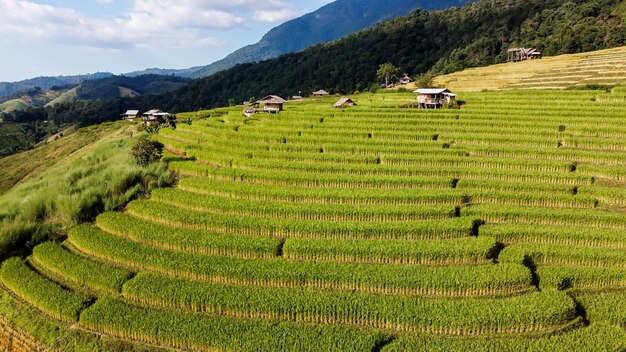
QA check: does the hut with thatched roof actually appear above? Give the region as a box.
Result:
[334,97,357,108]
[313,89,330,97]
[399,74,412,85]
[254,95,287,113]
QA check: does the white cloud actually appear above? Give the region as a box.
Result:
[95,0,114,4]
[0,0,298,50]
[254,9,298,23]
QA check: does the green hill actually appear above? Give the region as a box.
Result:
[0,84,625,350]
[0,72,112,100]
[0,98,32,113]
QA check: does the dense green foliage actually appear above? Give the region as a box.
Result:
[130,138,165,166]
[69,225,532,296]
[0,121,57,157]
[31,242,133,296]
[0,258,90,323]
[96,212,283,257]
[382,323,626,351]
[123,272,574,334]
[76,74,190,100]
[81,297,391,352]
[0,130,175,259]
[575,291,626,325]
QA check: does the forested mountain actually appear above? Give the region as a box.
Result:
[0,73,112,100]
[141,0,626,110]
[75,75,190,100]
[189,0,474,78]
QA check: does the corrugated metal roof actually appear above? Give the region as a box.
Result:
[413,88,452,94]
[313,90,329,95]
[124,110,139,115]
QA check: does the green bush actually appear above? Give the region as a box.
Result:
[130,138,164,166]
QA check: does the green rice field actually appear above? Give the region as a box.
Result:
[1,88,625,351]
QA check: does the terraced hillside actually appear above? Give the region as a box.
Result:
[435,46,626,91]
[1,89,626,351]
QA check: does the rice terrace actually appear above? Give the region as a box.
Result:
[1,1,626,349]
[0,45,625,351]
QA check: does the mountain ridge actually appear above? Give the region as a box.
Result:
[189,0,474,78]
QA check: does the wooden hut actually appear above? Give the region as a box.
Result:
[414,88,456,109]
[121,110,140,121]
[507,48,542,62]
[334,97,357,108]
[254,95,287,113]
[399,74,412,85]
[313,89,330,97]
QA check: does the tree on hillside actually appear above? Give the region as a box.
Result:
[376,63,401,87]
[415,73,436,88]
[131,138,164,166]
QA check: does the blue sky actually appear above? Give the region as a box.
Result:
[0,0,334,82]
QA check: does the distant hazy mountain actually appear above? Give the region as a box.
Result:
[189,0,473,78]
[124,67,204,78]
[0,74,190,114]
[0,73,112,100]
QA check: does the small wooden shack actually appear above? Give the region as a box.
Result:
[254,95,287,113]
[414,88,456,109]
[313,89,330,97]
[334,97,357,108]
[121,110,140,121]
[507,48,542,62]
[399,74,412,85]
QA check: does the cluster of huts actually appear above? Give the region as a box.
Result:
[381,74,412,88]
[121,109,170,126]
[240,87,458,116]
[243,90,358,117]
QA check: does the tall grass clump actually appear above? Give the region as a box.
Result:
[0,132,175,258]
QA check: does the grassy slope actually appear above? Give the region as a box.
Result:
[0,99,31,113]
[430,46,626,92]
[45,87,78,107]
[0,122,133,194]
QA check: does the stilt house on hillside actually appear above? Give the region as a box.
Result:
[121,110,140,121]
[414,88,456,109]
[313,89,330,97]
[334,97,357,108]
[244,95,287,116]
[507,48,542,62]
[142,109,170,126]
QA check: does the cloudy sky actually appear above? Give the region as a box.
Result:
[0,0,334,82]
